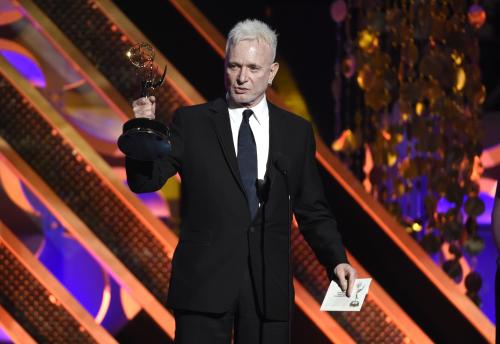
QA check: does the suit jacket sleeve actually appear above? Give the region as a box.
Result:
[293,123,348,272]
[125,108,184,193]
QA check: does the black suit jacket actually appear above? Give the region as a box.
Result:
[126,97,348,321]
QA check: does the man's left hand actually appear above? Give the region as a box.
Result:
[333,263,357,297]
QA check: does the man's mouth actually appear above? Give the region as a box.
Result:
[234,87,248,94]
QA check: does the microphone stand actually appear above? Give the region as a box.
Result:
[273,154,291,344]
[286,176,292,344]
[279,168,292,344]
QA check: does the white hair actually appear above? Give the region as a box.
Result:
[226,19,278,62]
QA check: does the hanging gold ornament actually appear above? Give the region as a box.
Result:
[356,64,375,90]
[415,102,425,116]
[358,30,379,54]
[400,157,418,179]
[387,151,398,167]
[395,179,406,196]
[454,67,466,92]
[364,88,390,111]
[451,51,463,65]
[473,85,486,106]
[411,221,423,232]
[371,52,391,70]
[419,52,440,80]
[400,82,420,104]
[423,81,444,106]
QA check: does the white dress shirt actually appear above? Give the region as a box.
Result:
[228,96,269,180]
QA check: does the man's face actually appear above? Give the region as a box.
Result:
[225,39,279,108]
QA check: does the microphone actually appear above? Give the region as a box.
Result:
[256,177,270,203]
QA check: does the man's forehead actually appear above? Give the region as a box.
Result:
[229,39,271,52]
[227,39,273,61]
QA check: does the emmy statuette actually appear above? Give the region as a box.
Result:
[118,42,171,161]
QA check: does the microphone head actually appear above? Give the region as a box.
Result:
[256,177,270,202]
[274,152,289,175]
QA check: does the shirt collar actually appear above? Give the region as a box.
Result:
[226,94,268,125]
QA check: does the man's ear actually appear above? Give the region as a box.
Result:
[268,62,280,85]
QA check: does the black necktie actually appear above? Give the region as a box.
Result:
[237,109,258,219]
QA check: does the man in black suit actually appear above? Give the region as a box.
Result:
[126,19,356,343]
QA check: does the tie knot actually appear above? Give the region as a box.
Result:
[242,109,253,122]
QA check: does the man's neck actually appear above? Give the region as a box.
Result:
[226,94,266,110]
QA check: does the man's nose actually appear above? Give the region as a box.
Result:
[237,67,248,83]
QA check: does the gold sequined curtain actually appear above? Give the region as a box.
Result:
[331,0,487,304]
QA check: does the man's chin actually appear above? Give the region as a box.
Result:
[229,91,268,107]
[228,94,253,107]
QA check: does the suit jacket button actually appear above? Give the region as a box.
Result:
[249,227,255,233]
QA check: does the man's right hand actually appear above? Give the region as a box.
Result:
[132,96,156,119]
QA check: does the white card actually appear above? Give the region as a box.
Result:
[320,278,372,312]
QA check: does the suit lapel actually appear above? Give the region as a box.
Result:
[209,98,247,199]
[266,102,286,183]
